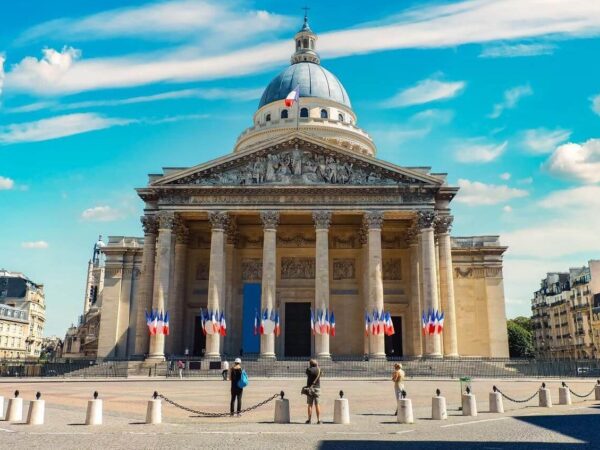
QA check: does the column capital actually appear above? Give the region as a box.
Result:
[363,211,384,230]
[208,211,229,231]
[416,210,437,231]
[141,215,158,235]
[157,211,176,230]
[260,211,280,230]
[174,218,189,245]
[435,215,454,234]
[313,210,332,230]
[406,224,420,245]
[226,217,238,245]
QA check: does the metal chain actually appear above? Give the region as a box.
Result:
[158,393,279,417]
[495,387,539,404]
[568,385,597,399]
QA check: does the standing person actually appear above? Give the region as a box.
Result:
[392,363,405,415]
[177,360,184,380]
[305,359,322,424]
[229,358,244,416]
[222,359,229,381]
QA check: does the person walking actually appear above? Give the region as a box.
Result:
[177,360,184,380]
[229,358,244,416]
[305,359,322,424]
[222,360,229,381]
[392,363,405,415]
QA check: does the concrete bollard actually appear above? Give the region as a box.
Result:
[333,391,350,424]
[489,387,504,413]
[558,383,571,405]
[539,383,552,408]
[6,390,23,422]
[85,391,103,425]
[397,398,414,424]
[432,389,448,420]
[274,391,290,424]
[595,381,600,401]
[27,392,45,425]
[146,392,162,424]
[462,387,478,417]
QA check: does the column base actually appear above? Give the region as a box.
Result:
[145,355,166,363]
[258,353,276,361]
[368,353,387,360]
[204,353,222,361]
[422,353,443,359]
[444,353,460,359]
[316,353,331,361]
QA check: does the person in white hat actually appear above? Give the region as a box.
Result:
[230,358,244,416]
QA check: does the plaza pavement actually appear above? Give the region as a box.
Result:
[0,377,598,449]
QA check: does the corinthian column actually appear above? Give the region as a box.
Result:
[134,215,158,356]
[205,211,228,359]
[313,210,332,359]
[148,211,175,360]
[168,219,188,355]
[418,211,442,358]
[365,211,386,359]
[407,226,423,357]
[260,211,279,360]
[436,215,459,357]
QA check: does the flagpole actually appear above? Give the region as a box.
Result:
[296,97,300,130]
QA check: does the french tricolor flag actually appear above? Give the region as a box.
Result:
[284,85,300,107]
[254,310,259,336]
[163,311,170,336]
[329,311,335,337]
[274,310,281,337]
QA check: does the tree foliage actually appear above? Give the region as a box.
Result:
[507,319,534,358]
[511,316,533,333]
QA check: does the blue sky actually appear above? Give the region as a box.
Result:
[2,0,600,337]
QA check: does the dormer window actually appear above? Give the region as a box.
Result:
[338,113,344,122]
[303,38,308,48]
[320,109,328,119]
[300,108,309,118]
[265,113,271,122]
[281,110,288,119]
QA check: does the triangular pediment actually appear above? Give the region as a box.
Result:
[153,132,444,188]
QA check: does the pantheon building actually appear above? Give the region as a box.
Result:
[96,18,509,361]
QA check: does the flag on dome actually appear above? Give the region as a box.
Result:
[163,311,170,336]
[284,84,300,107]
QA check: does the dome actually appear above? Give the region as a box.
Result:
[258,62,351,109]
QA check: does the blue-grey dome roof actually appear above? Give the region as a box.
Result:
[258,62,351,109]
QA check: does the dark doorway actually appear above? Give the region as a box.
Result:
[285,302,311,357]
[385,316,403,357]
[242,283,261,354]
[193,315,206,357]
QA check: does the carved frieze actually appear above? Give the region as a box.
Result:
[333,259,356,280]
[277,233,315,248]
[383,258,402,281]
[237,234,263,248]
[382,232,406,249]
[281,257,315,279]
[331,233,361,249]
[241,259,262,281]
[195,262,209,280]
[454,267,494,278]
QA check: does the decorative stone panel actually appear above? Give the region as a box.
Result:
[383,258,402,281]
[195,262,209,280]
[242,259,263,281]
[333,259,356,280]
[281,257,315,279]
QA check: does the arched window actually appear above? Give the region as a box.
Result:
[300,108,309,118]
[338,113,344,122]
[281,110,288,119]
[265,114,271,122]
[309,40,314,49]
[296,40,301,49]
[303,38,309,48]
[320,109,328,119]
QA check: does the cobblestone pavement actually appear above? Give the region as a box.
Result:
[0,378,598,449]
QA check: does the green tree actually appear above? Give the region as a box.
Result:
[511,316,533,333]
[507,320,534,358]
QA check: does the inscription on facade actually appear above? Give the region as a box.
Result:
[333,259,356,280]
[281,257,315,279]
[383,259,402,281]
[241,259,262,281]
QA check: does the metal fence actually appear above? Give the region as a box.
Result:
[0,359,129,378]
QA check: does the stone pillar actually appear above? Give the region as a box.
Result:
[436,215,458,358]
[313,211,332,359]
[260,211,279,359]
[408,227,423,357]
[205,211,229,359]
[360,226,369,356]
[148,212,175,360]
[418,211,442,358]
[365,211,385,359]
[134,215,158,356]
[168,219,188,355]
[224,219,237,356]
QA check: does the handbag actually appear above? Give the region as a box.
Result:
[301,369,321,396]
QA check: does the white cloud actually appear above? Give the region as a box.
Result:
[0,176,14,190]
[455,179,528,205]
[6,0,600,96]
[21,241,49,249]
[518,176,533,184]
[592,95,600,116]
[0,54,5,96]
[500,172,511,180]
[522,127,571,154]
[372,126,431,146]
[479,43,555,58]
[503,205,513,213]
[489,85,533,118]
[0,113,132,145]
[381,77,466,108]
[410,109,454,124]
[454,140,507,163]
[545,139,600,184]
[81,205,125,222]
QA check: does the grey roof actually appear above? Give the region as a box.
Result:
[258,62,351,109]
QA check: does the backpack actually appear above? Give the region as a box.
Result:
[237,369,249,389]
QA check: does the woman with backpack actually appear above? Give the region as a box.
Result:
[229,357,246,416]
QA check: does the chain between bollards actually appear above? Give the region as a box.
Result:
[494,385,539,403]
[157,392,280,418]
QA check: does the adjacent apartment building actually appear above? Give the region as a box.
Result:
[0,270,46,358]
[531,260,600,359]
